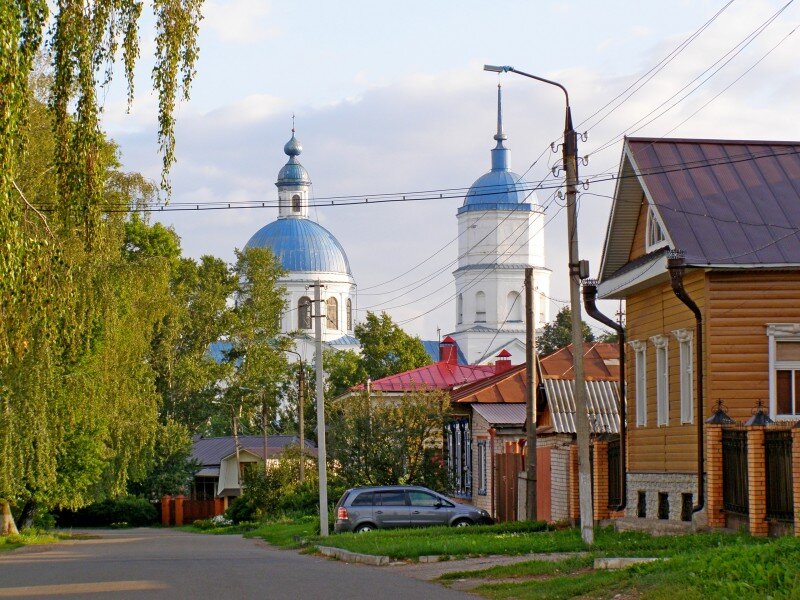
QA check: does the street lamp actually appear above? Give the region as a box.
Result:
[283,348,307,483]
[484,64,594,544]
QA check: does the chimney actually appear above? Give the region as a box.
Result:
[495,349,512,374]
[439,336,458,364]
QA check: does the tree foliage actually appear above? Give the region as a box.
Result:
[2,0,202,534]
[328,390,452,492]
[538,306,595,357]
[325,312,431,398]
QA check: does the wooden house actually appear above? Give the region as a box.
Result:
[594,137,800,527]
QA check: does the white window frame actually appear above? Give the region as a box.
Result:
[672,328,694,424]
[477,440,487,496]
[767,323,800,420]
[630,340,647,426]
[645,207,668,252]
[651,335,669,426]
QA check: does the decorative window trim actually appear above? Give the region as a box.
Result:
[326,297,338,330]
[291,194,302,213]
[629,340,647,426]
[298,296,312,330]
[645,206,668,252]
[475,291,486,323]
[672,328,694,424]
[767,323,800,420]
[651,335,669,426]
[477,440,488,496]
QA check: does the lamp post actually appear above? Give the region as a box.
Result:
[284,349,307,483]
[484,65,594,543]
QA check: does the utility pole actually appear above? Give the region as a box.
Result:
[311,280,329,536]
[525,267,538,521]
[562,105,594,545]
[298,360,306,483]
[232,408,241,485]
[484,63,594,544]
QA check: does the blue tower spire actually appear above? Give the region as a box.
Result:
[491,84,509,171]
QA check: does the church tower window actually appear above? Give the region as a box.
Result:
[298,296,312,329]
[457,294,463,325]
[346,298,352,331]
[475,291,486,323]
[507,291,522,322]
[292,194,301,213]
[326,297,338,329]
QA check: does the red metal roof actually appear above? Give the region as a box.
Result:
[628,137,800,267]
[355,360,499,393]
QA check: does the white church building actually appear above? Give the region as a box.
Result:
[243,129,359,361]
[448,85,551,365]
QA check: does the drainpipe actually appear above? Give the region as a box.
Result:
[582,280,626,511]
[489,427,496,518]
[667,250,704,515]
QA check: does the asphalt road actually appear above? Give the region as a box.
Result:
[0,528,470,599]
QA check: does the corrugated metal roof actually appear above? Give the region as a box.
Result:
[192,435,316,467]
[602,137,800,278]
[544,379,620,435]
[472,403,526,426]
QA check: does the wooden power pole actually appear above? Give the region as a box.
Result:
[563,107,594,544]
[525,267,538,521]
[311,280,329,536]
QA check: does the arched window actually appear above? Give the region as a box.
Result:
[507,291,522,322]
[326,297,338,329]
[346,298,352,331]
[292,194,302,213]
[475,291,486,323]
[457,294,463,325]
[298,296,312,329]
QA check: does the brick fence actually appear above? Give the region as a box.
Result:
[706,423,799,537]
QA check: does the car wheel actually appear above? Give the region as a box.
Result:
[452,518,472,528]
[354,523,375,533]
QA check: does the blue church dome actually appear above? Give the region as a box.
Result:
[459,84,535,215]
[277,160,310,184]
[245,218,352,275]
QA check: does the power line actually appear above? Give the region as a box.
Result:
[585,0,795,159]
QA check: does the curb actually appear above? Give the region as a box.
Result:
[594,557,660,570]
[317,545,391,566]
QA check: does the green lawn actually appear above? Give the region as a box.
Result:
[314,523,759,560]
[435,532,800,600]
[244,516,318,549]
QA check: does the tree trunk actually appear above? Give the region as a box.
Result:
[1,500,19,536]
[18,500,36,530]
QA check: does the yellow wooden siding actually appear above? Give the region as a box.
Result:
[628,195,648,261]
[625,269,707,473]
[707,271,800,422]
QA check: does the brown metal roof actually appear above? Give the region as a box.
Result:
[628,137,800,267]
[539,342,620,380]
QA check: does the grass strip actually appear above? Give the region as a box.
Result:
[245,516,318,549]
[438,554,595,581]
[0,530,75,553]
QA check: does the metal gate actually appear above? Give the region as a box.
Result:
[765,429,794,522]
[722,428,748,515]
[607,437,621,509]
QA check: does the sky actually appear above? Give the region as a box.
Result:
[100,0,800,340]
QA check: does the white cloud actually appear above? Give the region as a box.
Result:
[201,0,280,43]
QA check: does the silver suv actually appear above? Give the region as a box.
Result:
[334,485,492,533]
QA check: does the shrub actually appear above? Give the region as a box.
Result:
[55,497,158,527]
